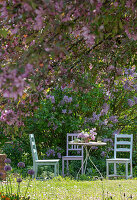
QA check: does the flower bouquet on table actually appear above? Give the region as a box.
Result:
[71,128,97,143]
[77,128,97,143]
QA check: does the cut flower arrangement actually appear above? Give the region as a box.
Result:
[72,128,97,143]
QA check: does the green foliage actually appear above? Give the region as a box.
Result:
[23,86,105,152]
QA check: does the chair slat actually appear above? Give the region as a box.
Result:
[116,148,131,152]
[116,134,132,138]
[116,141,131,145]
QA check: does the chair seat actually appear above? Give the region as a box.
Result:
[35,159,59,163]
[106,158,131,162]
[62,156,83,160]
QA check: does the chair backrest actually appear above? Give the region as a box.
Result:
[66,133,83,157]
[114,134,133,160]
[29,134,38,162]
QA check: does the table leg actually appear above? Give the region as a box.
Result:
[76,146,104,179]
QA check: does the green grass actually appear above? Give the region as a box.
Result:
[1,177,137,200]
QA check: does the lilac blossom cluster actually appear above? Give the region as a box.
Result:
[0,109,24,127]
[0,64,33,100]
[63,95,72,103]
[128,97,137,107]
[46,95,55,103]
[0,109,17,125]
[78,128,97,141]
[45,147,62,159]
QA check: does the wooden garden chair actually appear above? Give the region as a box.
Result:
[62,133,84,176]
[29,134,59,179]
[106,134,133,179]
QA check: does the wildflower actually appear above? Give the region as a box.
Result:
[0,172,3,176]
[17,178,22,183]
[4,165,12,171]
[17,162,25,168]
[28,169,35,175]
[4,158,11,164]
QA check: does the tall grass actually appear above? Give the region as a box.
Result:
[1,177,137,199]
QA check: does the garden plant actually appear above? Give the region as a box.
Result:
[0,0,136,199]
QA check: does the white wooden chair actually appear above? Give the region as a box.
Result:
[62,133,84,177]
[106,134,133,179]
[29,134,59,179]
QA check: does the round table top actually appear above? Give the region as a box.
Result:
[69,141,107,146]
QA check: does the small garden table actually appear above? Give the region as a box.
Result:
[69,141,106,179]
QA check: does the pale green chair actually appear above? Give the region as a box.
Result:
[106,134,133,179]
[29,134,59,179]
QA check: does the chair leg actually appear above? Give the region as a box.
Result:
[35,164,38,179]
[58,162,59,176]
[32,164,35,179]
[114,163,117,176]
[126,162,128,179]
[106,161,109,179]
[81,159,84,174]
[130,162,133,178]
[62,159,64,177]
[54,163,57,177]
[66,160,69,175]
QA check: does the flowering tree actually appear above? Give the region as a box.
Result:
[0,0,136,141]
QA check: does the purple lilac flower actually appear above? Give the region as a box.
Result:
[4,158,11,164]
[109,116,118,123]
[28,169,35,175]
[89,128,97,135]
[133,97,137,104]
[17,162,25,168]
[91,112,100,122]
[62,109,67,114]
[84,133,90,138]
[78,133,86,138]
[103,138,113,143]
[101,103,110,115]
[0,110,17,125]
[46,95,55,103]
[17,178,22,183]
[48,122,51,127]
[51,96,55,103]
[108,124,113,128]
[101,151,106,157]
[57,152,61,158]
[46,152,50,157]
[49,149,55,156]
[113,129,121,136]
[53,125,58,131]
[128,99,135,107]
[91,146,98,150]
[108,148,113,152]
[4,165,12,171]
[52,107,55,111]
[0,172,3,176]
[68,110,72,114]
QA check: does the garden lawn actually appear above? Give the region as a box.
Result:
[1,177,137,200]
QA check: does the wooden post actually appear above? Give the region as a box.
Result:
[0,154,7,180]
